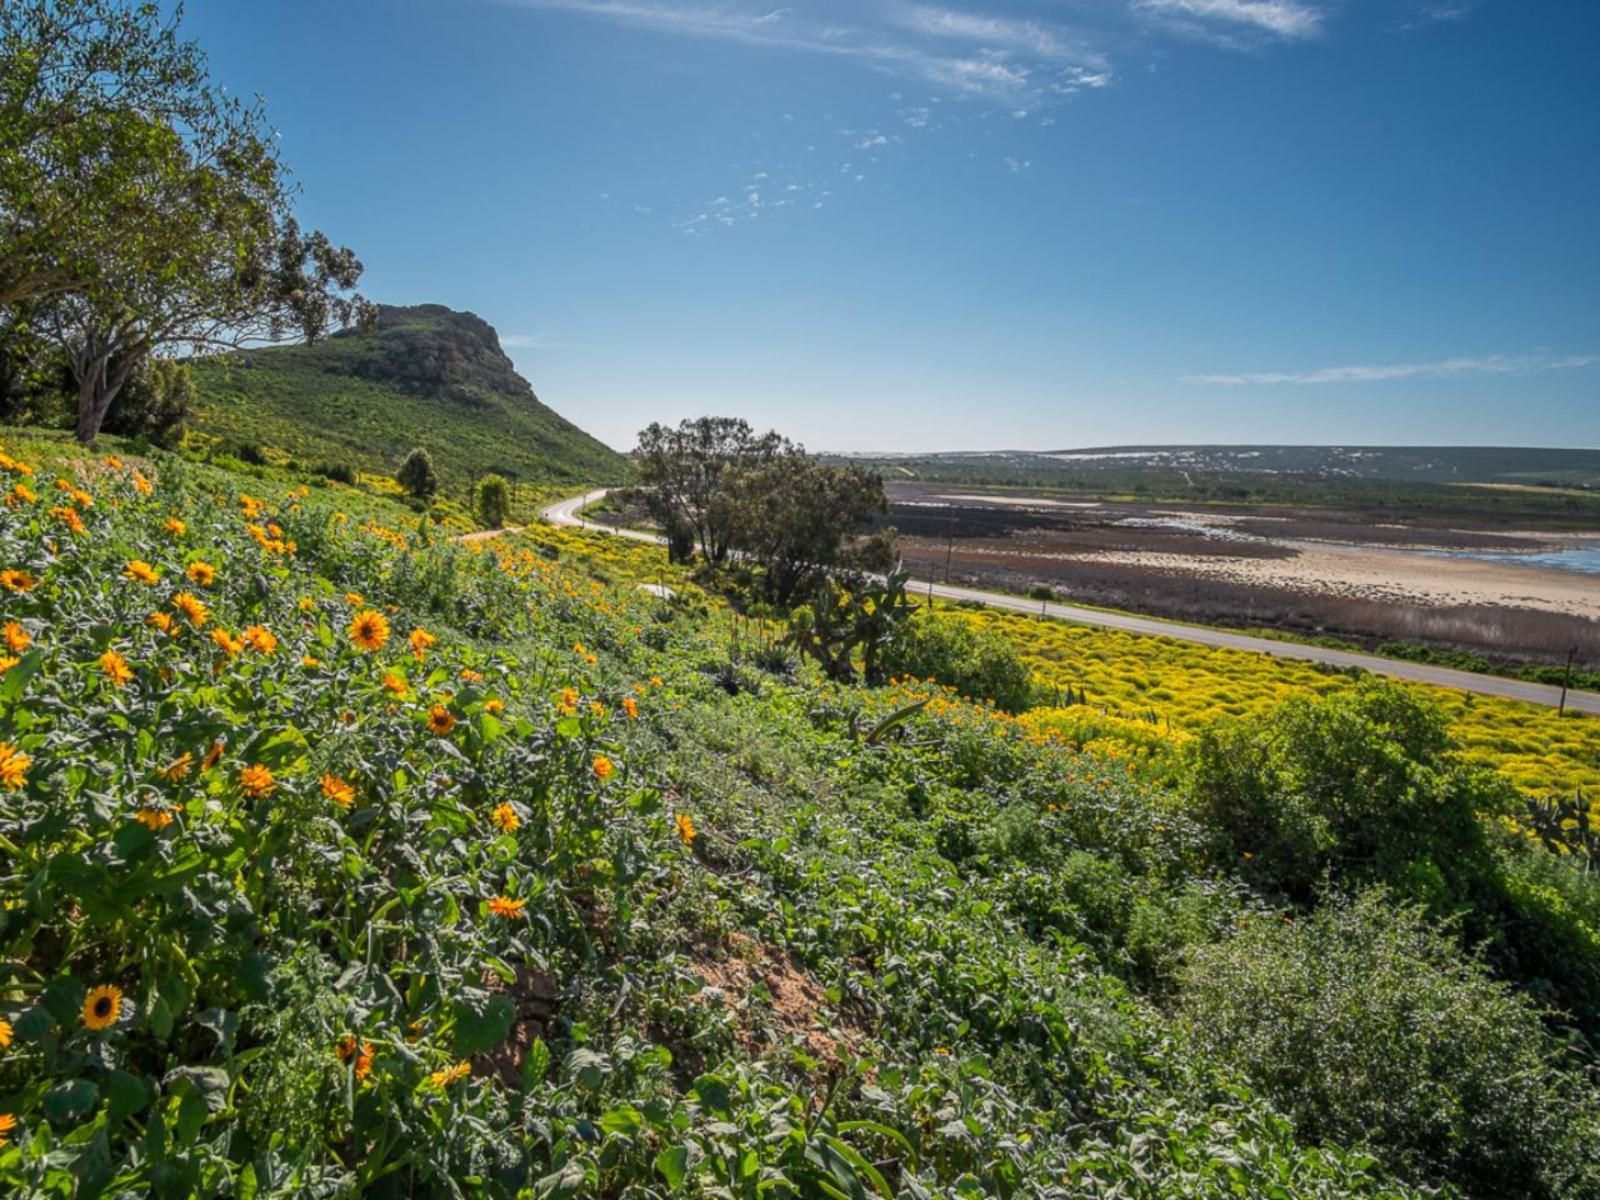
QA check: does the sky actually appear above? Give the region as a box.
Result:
[179,1,1600,452]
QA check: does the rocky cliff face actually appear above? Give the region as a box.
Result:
[329,303,534,407]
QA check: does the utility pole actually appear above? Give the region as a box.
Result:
[944,515,954,584]
[1559,646,1577,717]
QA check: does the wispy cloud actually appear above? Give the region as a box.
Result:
[505,1,1113,104]
[1184,353,1600,386]
[1133,0,1325,42]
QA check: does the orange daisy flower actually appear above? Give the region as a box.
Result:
[348,609,389,652]
[321,774,356,807]
[99,649,134,686]
[487,895,526,919]
[239,763,276,798]
[427,705,456,736]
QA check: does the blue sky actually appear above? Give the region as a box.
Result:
[181,1,1600,452]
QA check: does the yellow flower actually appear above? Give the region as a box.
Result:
[242,625,277,655]
[381,672,408,696]
[559,686,579,715]
[490,802,519,832]
[484,698,505,714]
[427,1061,471,1088]
[210,629,244,657]
[186,560,216,587]
[104,455,124,469]
[674,812,697,845]
[202,741,225,772]
[427,705,457,736]
[0,742,30,791]
[344,591,365,606]
[409,628,436,661]
[589,700,606,719]
[321,774,355,807]
[336,1035,374,1080]
[239,763,276,798]
[131,471,153,496]
[459,668,484,683]
[172,592,208,627]
[297,596,316,613]
[591,755,614,782]
[159,752,194,781]
[125,560,159,585]
[0,569,37,592]
[100,649,134,686]
[0,1018,11,1048]
[0,1112,13,1147]
[348,609,390,652]
[487,895,526,919]
[145,611,174,634]
[164,516,186,537]
[650,676,664,688]
[9,482,37,505]
[83,984,122,1031]
[0,655,16,675]
[133,807,174,831]
[50,505,86,534]
[2,621,26,654]
[301,654,321,668]
[623,696,638,720]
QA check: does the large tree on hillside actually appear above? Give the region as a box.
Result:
[1,1,224,309]
[634,416,787,562]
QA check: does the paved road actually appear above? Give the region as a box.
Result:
[538,490,1600,716]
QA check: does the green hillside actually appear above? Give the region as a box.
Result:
[188,303,629,488]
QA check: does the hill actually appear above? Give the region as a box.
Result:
[188,303,629,488]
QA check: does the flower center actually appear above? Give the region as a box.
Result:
[94,997,112,1017]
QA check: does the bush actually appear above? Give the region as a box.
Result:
[880,612,1037,713]
[1183,680,1508,908]
[103,359,193,448]
[1179,889,1600,1199]
[396,446,439,498]
[475,472,510,528]
[316,460,357,485]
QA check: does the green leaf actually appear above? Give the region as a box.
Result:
[598,1106,644,1137]
[44,1079,100,1122]
[450,993,513,1056]
[654,1145,689,1189]
[106,1070,153,1126]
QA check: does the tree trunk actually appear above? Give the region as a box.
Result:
[71,343,136,445]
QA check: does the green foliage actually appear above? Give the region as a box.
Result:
[396,445,439,498]
[103,358,193,448]
[881,610,1038,713]
[476,472,510,528]
[1180,890,1600,1199]
[1184,680,1508,908]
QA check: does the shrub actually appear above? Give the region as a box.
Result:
[1179,889,1600,1199]
[1183,680,1508,908]
[316,460,357,485]
[103,359,193,448]
[880,612,1037,714]
[475,472,510,528]
[396,445,439,498]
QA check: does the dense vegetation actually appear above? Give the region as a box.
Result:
[189,305,628,491]
[4,435,1600,1199]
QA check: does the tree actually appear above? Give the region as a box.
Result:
[634,416,786,562]
[397,447,439,499]
[1,1,216,309]
[3,2,372,444]
[719,452,890,602]
[476,473,510,528]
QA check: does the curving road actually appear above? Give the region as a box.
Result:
[538,489,1600,716]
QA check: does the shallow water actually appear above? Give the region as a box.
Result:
[1436,543,1600,578]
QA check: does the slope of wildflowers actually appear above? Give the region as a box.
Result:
[2,439,1597,1198]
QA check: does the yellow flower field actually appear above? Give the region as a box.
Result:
[945,606,1600,798]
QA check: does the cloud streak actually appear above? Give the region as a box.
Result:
[1184,353,1600,386]
[1133,0,1324,41]
[504,1,1113,104]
